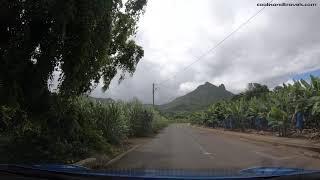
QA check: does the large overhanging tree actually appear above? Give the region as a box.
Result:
[0,0,146,111]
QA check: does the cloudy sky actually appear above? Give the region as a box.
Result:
[91,0,320,105]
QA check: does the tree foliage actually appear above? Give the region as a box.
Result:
[0,0,152,163]
[0,0,146,110]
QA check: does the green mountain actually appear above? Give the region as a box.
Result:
[158,82,233,113]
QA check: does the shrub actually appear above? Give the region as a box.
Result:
[152,110,170,133]
[126,100,153,137]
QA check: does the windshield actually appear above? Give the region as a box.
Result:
[1,0,320,176]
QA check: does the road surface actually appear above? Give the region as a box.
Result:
[109,124,320,170]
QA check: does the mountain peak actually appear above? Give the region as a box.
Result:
[195,82,216,91]
[204,81,212,85]
[199,82,215,88]
[219,84,226,90]
[158,82,234,113]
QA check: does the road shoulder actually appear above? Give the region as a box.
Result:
[194,126,320,158]
[74,137,153,169]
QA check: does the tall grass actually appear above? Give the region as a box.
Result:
[152,110,171,133]
[0,96,170,163]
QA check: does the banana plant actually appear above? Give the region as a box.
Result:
[267,89,293,136]
[268,105,289,136]
[198,78,320,135]
[247,96,271,130]
[299,76,320,128]
[225,98,248,131]
[206,102,228,127]
[248,97,270,119]
[310,75,320,96]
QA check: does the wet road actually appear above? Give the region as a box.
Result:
[110,124,320,170]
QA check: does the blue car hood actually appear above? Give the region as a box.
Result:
[0,164,319,179]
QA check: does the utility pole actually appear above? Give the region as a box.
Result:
[152,83,155,107]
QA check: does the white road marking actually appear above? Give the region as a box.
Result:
[183,127,214,157]
[197,142,211,155]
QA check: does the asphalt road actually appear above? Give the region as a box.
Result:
[109,124,320,170]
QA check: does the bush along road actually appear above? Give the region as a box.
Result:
[0,97,170,164]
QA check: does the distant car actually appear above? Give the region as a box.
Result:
[1,164,320,180]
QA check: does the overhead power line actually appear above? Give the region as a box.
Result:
[156,0,273,86]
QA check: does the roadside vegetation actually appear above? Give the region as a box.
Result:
[186,76,320,137]
[0,96,169,163]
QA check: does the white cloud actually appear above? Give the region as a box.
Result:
[91,0,320,104]
[178,81,202,95]
[284,79,295,86]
